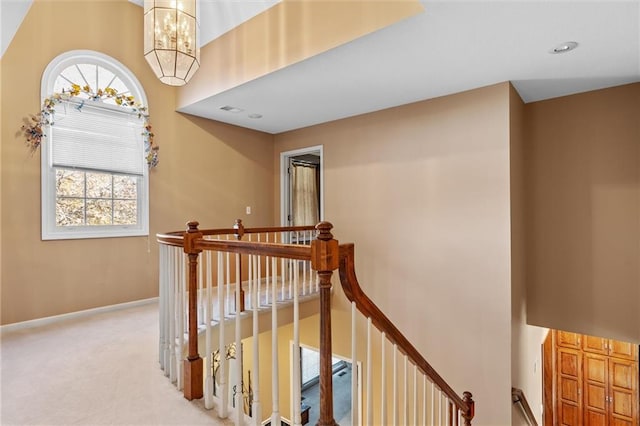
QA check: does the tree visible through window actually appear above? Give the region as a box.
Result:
[41,51,149,240]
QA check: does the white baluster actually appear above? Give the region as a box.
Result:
[217,251,228,418]
[281,258,286,302]
[159,245,165,368]
[381,332,387,426]
[257,234,262,307]
[235,254,243,424]
[265,234,270,305]
[169,247,177,383]
[175,252,186,390]
[422,374,427,426]
[366,317,373,426]
[438,390,442,426]
[205,251,213,409]
[430,382,435,426]
[226,236,231,315]
[413,363,418,426]
[393,344,398,426]
[198,251,204,326]
[252,253,261,425]
[292,261,301,426]
[248,238,253,309]
[271,257,281,426]
[351,302,359,426]
[404,355,408,426]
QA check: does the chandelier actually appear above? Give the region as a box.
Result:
[144,0,200,86]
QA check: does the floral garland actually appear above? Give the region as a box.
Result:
[21,84,159,168]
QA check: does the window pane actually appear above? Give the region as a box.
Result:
[56,169,85,197]
[77,64,97,91]
[86,172,112,198]
[56,198,84,226]
[86,199,112,225]
[113,175,137,199]
[113,200,137,225]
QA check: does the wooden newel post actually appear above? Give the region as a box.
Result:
[233,219,246,312]
[462,391,475,426]
[311,222,340,426]
[184,221,204,400]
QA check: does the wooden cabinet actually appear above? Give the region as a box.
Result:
[553,331,639,426]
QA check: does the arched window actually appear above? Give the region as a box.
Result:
[41,50,149,240]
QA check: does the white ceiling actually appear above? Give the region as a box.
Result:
[3,1,639,134]
[179,0,640,134]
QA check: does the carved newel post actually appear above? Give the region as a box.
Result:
[233,219,246,312]
[462,391,475,426]
[184,221,203,400]
[311,222,340,426]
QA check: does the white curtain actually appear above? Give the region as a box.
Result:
[291,164,319,226]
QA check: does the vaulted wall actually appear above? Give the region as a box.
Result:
[0,0,275,325]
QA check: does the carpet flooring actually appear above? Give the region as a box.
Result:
[1,302,230,426]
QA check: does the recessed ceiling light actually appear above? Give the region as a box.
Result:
[220,105,244,113]
[550,41,579,54]
[248,113,263,119]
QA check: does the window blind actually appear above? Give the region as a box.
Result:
[50,101,145,176]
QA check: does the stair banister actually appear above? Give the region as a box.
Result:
[311,222,340,426]
[338,243,475,425]
[184,221,204,400]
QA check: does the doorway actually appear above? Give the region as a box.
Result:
[280,146,324,227]
[299,345,356,426]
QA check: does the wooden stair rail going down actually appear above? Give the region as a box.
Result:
[512,387,538,426]
[338,243,475,425]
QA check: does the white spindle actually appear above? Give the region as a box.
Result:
[265,234,270,305]
[198,252,204,326]
[431,382,435,426]
[176,252,185,390]
[403,355,408,426]
[351,302,358,426]
[271,257,281,426]
[422,374,427,426]
[235,254,243,424]
[413,363,418,425]
[381,332,387,426]
[168,247,177,382]
[252,254,262,425]
[226,236,231,315]
[281,258,286,302]
[248,236,253,308]
[438,390,443,426]
[159,245,165,368]
[292,261,301,426]
[217,251,228,418]
[393,344,398,426]
[205,251,213,409]
[257,234,262,307]
[366,317,373,426]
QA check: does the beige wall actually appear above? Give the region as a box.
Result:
[510,84,548,425]
[525,83,640,344]
[0,0,275,325]
[274,83,514,426]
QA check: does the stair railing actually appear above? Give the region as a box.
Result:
[339,243,475,426]
[157,220,320,425]
[157,220,474,426]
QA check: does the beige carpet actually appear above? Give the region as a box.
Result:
[0,302,231,426]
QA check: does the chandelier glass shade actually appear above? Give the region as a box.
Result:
[144,0,200,86]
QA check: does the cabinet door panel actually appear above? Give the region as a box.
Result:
[557,348,582,425]
[609,341,638,361]
[584,336,608,355]
[557,331,581,349]
[584,353,608,425]
[608,358,638,426]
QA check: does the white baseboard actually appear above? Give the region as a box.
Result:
[0,297,158,333]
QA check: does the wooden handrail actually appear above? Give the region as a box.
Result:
[512,387,538,426]
[338,243,474,425]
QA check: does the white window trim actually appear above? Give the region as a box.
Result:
[40,50,149,240]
